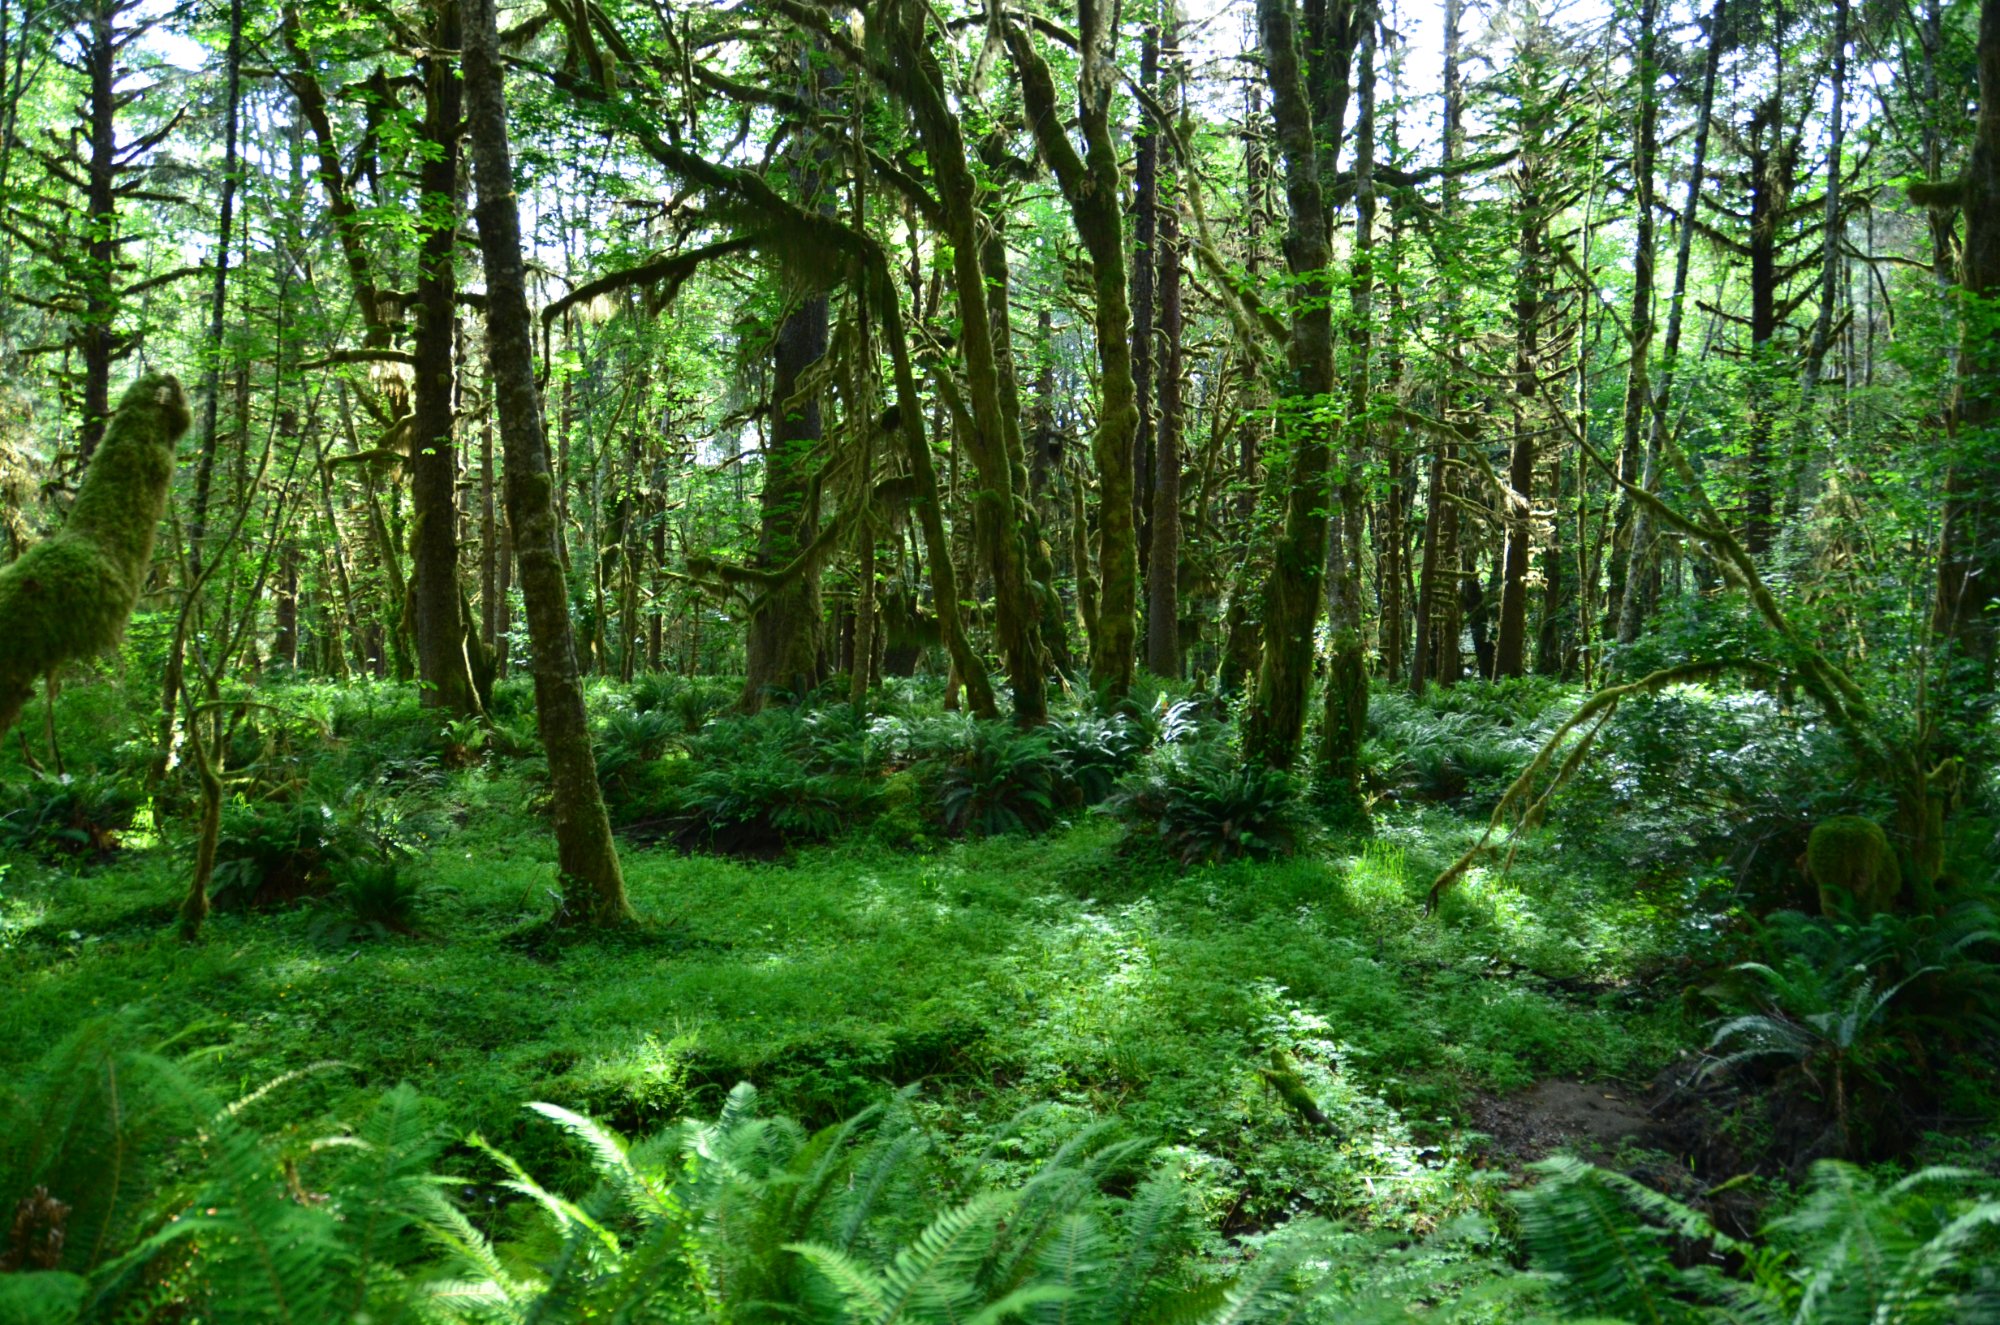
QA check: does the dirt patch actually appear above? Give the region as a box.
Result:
[1470,1079,1653,1163]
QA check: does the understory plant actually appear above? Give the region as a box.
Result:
[1514,1154,2000,1322]
[1103,744,1303,866]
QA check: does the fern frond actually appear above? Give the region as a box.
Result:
[789,1241,895,1321]
[1511,1157,1693,1325]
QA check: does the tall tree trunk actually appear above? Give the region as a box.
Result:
[411,0,477,714]
[1132,21,1159,593]
[186,0,243,569]
[1605,0,1657,638]
[1317,4,1373,819]
[1005,5,1138,700]
[743,291,828,708]
[1932,0,2000,690]
[75,0,117,464]
[1620,0,1724,643]
[1146,32,1185,680]
[481,410,498,649]
[882,9,1047,719]
[1244,0,1351,769]
[1411,0,1465,691]
[1743,87,1789,556]
[1493,115,1546,679]
[462,0,631,925]
[1802,0,1847,397]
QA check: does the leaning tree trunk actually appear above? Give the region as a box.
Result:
[462,0,631,926]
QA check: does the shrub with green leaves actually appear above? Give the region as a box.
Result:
[1514,1154,2000,1323]
[938,725,1061,836]
[1046,712,1141,806]
[308,858,430,943]
[0,770,137,857]
[1103,745,1303,866]
[208,798,374,908]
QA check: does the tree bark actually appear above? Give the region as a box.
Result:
[1244,0,1350,769]
[1620,0,1724,644]
[411,0,477,715]
[1605,0,1657,640]
[462,0,631,925]
[1318,4,1373,818]
[1146,32,1185,681]
[1932,0,2000,690]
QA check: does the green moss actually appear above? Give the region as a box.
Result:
[1807,815,1900,917]
[0,373,190,738]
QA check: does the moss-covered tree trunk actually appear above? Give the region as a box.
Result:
[1243,0,1351,769]
[879,9,1046,721]
[463,0,631,926]
[1005,5,1140,701]
[0,375,190,741]
[1932,0,2000,694]
[1132,22,1159,595]
[743,291,828,709]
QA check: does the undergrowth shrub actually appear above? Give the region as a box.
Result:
[1364,684,1545,810]
[308,858,431,944]
[667,710,882,852]
[938,725,1060,836]
[1515,1153,2000,1322]
[1558,683,1856,895]
[1696,896,2000,1155]
[209,799,368,908]
[1104,744,1303,866]
[0,770,137,857]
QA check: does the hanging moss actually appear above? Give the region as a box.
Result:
[0,373,191,740]
[1807,816,1900,918]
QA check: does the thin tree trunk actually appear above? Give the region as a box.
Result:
[1317,4,1373,817]
[1133,22,1159,593]
[1605,0,1657,637]
[462,0,631,925]
[1411,0,1464,691]
[1146,32,1185,681]
[1620,0,1724,643]
[187,0,244,567]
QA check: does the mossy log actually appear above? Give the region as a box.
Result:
[0,373,191,741]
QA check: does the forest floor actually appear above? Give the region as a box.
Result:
[2,728,1706,1244]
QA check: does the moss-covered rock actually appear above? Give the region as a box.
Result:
[0,373,191,739]
[1807,815,1900,918]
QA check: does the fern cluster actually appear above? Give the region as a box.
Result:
[1515,1154,2000,1322]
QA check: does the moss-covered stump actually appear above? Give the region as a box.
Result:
[0,373,191,740]
[1807,816,1900,918]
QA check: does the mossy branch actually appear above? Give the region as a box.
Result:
[1426,659,1778,912]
